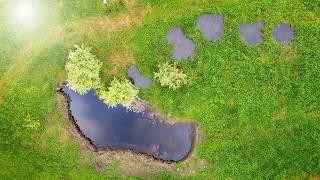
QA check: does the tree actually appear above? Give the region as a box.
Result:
[65,45,102,94]
[98,78,139,109]
[154,62,188,90]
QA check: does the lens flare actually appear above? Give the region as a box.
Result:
[15,2,35,25]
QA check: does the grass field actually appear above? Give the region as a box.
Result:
[0,0,319,179]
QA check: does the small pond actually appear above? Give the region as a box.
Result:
[60,87,194,162]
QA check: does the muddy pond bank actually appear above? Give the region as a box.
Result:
[57,87,196,162]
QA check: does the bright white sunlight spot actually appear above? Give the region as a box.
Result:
[13,1,37,28]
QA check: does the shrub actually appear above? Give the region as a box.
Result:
[98,78,139,108]
[66,45,102,94]
[154,62,188,90]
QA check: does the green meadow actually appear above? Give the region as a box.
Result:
[0,0,319,179]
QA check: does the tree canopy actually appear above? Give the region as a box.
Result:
[98,78,139,108]
[65,45,102,94]
[154,62,188,90]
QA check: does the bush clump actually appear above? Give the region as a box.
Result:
[98,78,139,108]
[154,62,188,90]
[66,45,102,94]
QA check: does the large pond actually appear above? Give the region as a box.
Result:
[60,87,194,162]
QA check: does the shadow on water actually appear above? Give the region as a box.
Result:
[59,87,195,162]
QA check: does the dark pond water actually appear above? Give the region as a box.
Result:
[61,87,194,161]
[240,22,264,45]
[272,23,295,42]
[167,27,195,61]
[128,64,152,89]
[196,14,224,41]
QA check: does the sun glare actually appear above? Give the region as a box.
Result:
[16,2,33,19]
[13,2,37,27]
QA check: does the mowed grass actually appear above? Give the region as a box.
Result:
[0,0,319,179]
[132,0,320,178]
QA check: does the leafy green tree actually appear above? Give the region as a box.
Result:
[154,62,188,90]
[98,78,139,108]
[66,45,102,94]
